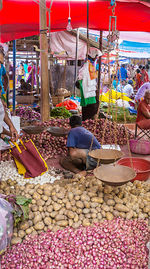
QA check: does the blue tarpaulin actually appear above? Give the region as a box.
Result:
[119,40,150,54]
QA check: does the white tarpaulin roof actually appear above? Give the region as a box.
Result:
[50,31,88,60]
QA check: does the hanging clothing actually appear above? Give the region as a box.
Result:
[78,60,97,99]
[79,80,96,107]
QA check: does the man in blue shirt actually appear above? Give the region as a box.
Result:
[60,115,101,175]
[117,64,128,81]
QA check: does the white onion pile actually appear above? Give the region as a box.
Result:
[0,160,62,186]
[1,219,149,268]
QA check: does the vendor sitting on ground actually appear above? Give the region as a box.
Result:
[18,79,32,95]
[136,90,150,130]
[60,115,101,176]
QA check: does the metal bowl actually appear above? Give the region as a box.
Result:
[89,149,124,164]
[47,126,69,137]
[94,164,136,186]
[22,125,45,134]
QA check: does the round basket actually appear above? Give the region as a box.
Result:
[47,126,69,137]
[89,149,124,164]
[22,125,45,134]
[94,164,136,186]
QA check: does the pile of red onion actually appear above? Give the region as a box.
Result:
[1,219,149,269]
[30,118,134,160]
[1,118,134,161]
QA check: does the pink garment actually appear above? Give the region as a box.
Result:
[137,119,150,130]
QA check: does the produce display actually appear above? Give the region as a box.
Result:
[1,219,149,268]
[1,118,134,162]
[24,118,134,161]
[0,113,149,268]
[50,107,72,118]
[15,106,41,122]
[0,173,149,244]
[0,161,62,185]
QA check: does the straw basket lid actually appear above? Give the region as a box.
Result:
[47,126,70,137]
[89,149,124,163]
[22,125,45,134]
[94,164,136,186]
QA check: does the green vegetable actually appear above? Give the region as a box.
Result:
[6,195,32,226]
[51,107,72,118]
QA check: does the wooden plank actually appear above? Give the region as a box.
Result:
[40,0,50,122]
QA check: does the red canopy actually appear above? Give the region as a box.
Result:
[0,0,150,42]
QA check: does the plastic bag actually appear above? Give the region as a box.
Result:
[0,198,13,255]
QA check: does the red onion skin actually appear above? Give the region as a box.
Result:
[1,219,149,269]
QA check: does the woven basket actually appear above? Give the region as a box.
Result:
[94,164,136,186]
[89,149,124,164]
[52,96,64,106]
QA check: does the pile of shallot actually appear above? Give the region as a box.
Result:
[15,106,41,121]
[1,118,134,161]
[30,118,134,160]
[1,219,149,269]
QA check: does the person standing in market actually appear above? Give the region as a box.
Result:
[24,60,28,82]
[59,115,101,175]
[117,64,128,82]
[76,47,102,121]
[18,62,25,83]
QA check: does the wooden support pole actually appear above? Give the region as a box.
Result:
[40,0,50,122]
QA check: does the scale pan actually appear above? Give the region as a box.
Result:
[47,126,69,137]
[94,164,136,186]
[89,149,124,164]
[22,125,45,134]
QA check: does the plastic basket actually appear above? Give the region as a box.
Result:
[129,139,150,155]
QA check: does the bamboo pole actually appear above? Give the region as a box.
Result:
[40,0,50,122]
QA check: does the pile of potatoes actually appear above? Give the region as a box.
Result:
[0,175,150,245]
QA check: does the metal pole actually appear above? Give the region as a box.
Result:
[87,0,89,55]
[74,28,79,97]
[98,31,103,92]
[13,40,16,113]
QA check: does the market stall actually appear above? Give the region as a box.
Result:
[0,0,150,268]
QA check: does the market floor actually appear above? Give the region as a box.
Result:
[46,144,150,182]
